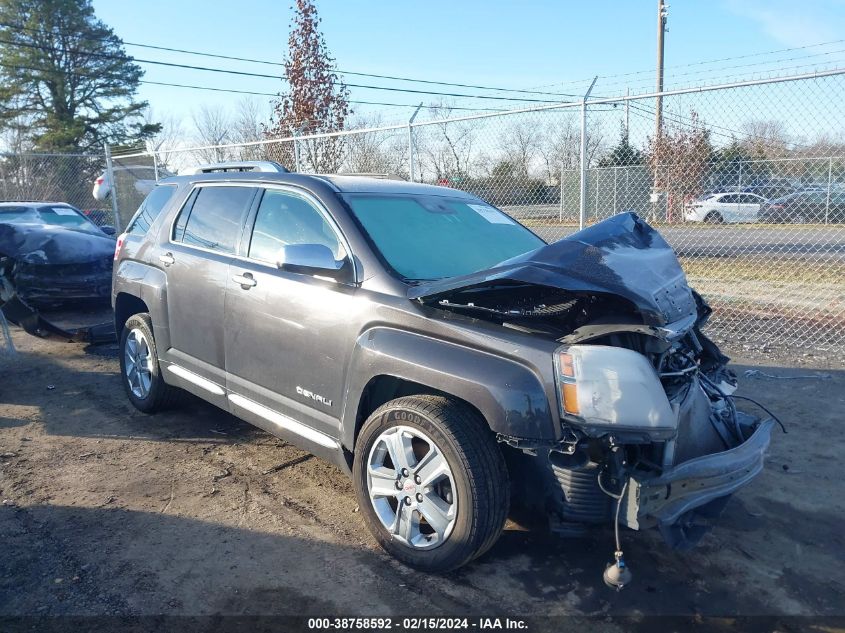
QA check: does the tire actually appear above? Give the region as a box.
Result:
[353,395,509,572]
[704,211,723,224]
[119,313,181,413]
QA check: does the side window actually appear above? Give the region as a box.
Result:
[720,194,736,204]
[739,194,758,204]
[172,186,255,254]
[248,189,344,264]
[126,185,177,236]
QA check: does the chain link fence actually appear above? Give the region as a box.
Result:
[4,68,843,352]
[0,151,116,228]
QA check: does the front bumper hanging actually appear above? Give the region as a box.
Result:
[622,418,775,549]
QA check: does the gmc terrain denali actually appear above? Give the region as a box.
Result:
[112,161,776,579]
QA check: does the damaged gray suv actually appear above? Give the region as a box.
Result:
[112,161,775,577]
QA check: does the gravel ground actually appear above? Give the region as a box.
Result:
[0,327,843,631]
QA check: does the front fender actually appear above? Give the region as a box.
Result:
[341,327,557,450]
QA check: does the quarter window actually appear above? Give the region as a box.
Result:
[127,184,177,236]
[248,189,343,263]
[173,186,255,254]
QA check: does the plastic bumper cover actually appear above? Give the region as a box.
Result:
[622,418,775,548]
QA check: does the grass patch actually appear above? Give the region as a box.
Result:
[680,257,845,284]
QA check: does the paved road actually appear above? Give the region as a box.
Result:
[501,205,845,261]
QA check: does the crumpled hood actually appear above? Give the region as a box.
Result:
[0,222,115,265]
[410,212,697,326]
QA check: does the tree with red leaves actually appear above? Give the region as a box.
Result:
[266,0,350,172]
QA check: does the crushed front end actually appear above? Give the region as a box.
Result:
[549,317,775,551]
[0,223,115,342]
[417,212,777,559]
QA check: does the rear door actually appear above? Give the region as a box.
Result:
[162,184,257,388]
[738,193,762,222]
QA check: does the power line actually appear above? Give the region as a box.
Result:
[0,58,506,112]
[141,80,507,111]
[0,36,574,104]
[0,20,580,98]
[527,36,845,93]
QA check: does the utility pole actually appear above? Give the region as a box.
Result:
[655,0,667,140]
[624,87,630,141]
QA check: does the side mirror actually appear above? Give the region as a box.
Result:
[100,225,116,236]
[276,243,349,281]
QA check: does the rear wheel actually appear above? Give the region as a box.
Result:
[119,313,181,413]
[704,211,724,224]
[353,395,509,572]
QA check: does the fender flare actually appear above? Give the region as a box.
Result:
[341,327,557,450]
[113,260,170,347]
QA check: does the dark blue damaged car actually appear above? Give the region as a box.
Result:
[0,202,115,340]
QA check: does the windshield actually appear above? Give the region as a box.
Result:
[0,205,97,233]
[342,193,544,281]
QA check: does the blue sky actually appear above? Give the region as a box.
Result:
[92,0,845,127]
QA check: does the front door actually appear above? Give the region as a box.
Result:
[224,187,363,442]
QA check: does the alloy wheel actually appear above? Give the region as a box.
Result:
[366,425,457,550]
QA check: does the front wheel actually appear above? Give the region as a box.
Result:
[353,395,509,572]
[704,211,724,224]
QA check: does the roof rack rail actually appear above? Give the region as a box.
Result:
[321,172,406,181]
[181,160,289,175]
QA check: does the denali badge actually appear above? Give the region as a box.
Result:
[296,386,333,407]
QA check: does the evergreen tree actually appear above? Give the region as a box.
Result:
[0,0,157,152]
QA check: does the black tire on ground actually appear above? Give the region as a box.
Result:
[704,211,724,224]
[119,313,182,414]
[353,395,509,572]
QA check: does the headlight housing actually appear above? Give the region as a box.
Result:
[554,344,678,439]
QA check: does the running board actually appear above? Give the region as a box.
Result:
[227,393,340,449]
[165,365,225,396]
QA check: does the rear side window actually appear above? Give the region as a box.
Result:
[126,185,177,236]
[172,186,255,254]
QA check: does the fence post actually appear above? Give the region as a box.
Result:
[559,164,564,222]
[152,150,160,182]
[292,128,302,172]
[613,167,618,214]
[826,157,833,224]
[103,143,122,232]
[579,76,598,230]
[407,103,423,183]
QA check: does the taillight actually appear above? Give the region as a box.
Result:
[96,177,104,185]
[771,204,785,210]
[114,232,127,260]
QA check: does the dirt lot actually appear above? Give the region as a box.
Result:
[1,327,843,630]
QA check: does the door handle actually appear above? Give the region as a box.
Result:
[159,252,175,266]
[232,273,257,288]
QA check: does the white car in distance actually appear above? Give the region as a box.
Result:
[684,192,765,224]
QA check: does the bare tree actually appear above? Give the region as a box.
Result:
[143,107,183,173]
[191,105,231,163]
[498,120,541,178]
[417,102,477,183]
[740,120,790,160]
[231,98,268,160]
[538,117,605,184]
[344,114,407,175]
